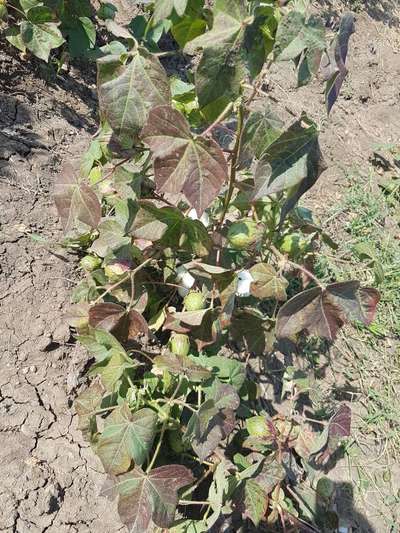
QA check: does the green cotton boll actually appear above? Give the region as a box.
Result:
[80,255,102,272]
[183,291,205,311]
[169,333,190,357]
[227,219,262,250]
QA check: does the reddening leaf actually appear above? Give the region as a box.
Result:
[153,353,212,382]
[231,311,275,356]
[141,106,228,214]
[253,115,324,203]
[185,381,240,460]
[249,263,288,301]
[132,202,212,256]
[54,163,101,233]
[20,20,65,62]
[276,281,380,341]
[173,309,209,327]
[103,465,194,532]
[244,479,268,526]
[74,380,105,439]
[97,403,157,474]
[98,48,171,145]
[253,455,286,494]
[321,13,355,114]
[311,404,351,464]
[89,303,149,342]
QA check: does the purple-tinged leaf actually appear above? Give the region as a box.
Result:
[88,304,149,342]
[103,465,194,532]
[321,13,355,114]
[311,404,351,464]
[74,380,105,440]
[141,106,228,215]
[54,162,101,232]
[249,263,288,301]
[97,403,157,474]
[276,281,380,341]
[243,479,268,526]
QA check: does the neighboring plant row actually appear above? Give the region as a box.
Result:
[37,0,381,531]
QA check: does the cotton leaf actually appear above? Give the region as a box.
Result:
[249,263,288,301]
[102,465,194,532]
[74,380,105,439]
[97,404,157,474]
[153,0,188,23]
[153,353,212,382]
[244,479,268,526]
[20,20,65,62]
[276,281,380,341]
[311,404,351,464]
[141,106,228,214]
[98,48,171,145]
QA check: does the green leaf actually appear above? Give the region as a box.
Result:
[102,465,194,532]
[244,479,267,526]
[141,106,228,214]
[5,27,27,53]
[253,115,324,204]
[89,349,134,392]
[249,263,288,301]
[195,354,246,390]
[153,0,189,23]
[153,353,212,382]
[172,16,207,48]
[20,20,65,62]
[240,105,283,163]
[74,380,105,440]
[132,202,212,256]
[276,281,381,341]
[26,6,54,24]
[97,404,157,474]
[184,0,249,120]
[231,311,275,356]
[90,220,130,257]
[98,48,171,145]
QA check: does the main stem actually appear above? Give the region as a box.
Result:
[218,103,245,227]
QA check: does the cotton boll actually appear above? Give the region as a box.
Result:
[176,265,195,297]
[236,270,254,297]
[188,208,210,227]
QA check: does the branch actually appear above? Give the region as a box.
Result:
[202,102,234,138]
[270,245,325,289]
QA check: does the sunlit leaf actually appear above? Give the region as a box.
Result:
[244,479,268,526]
[240,105,283,164]
[153,0,189,23]
[103,465,194,532]
[97,403,157,474]
[20,20,65,62]
[249,263,288,301]
[172,16,207,48]
[153,353,212,382]
[54,162,101,233]
[141,106,228,214]
[311,404,351,464]
[98,48,171,145]
[74,380,105,439]
[89,349,134,392]
[276,281,380,341]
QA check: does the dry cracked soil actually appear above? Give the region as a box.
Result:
[0,2,399,532]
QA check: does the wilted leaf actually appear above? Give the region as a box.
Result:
[276,281,380,341]
[54,163,101,233]
[321,14,355,114]
[74,380,105,439]
[253,115,324,204]
[249,263,288,301]
[244,479,268,526]
[173,308,209,327]
[98,48,171,145]
[141,106,228,214]
[97,403,157,474]
[153,353,212,382]
[103,465,194,532]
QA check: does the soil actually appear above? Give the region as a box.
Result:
[0,2,399,532]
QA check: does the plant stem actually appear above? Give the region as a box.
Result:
[181,468,213,498]
[269,245,325,289]
[218,103,245,227]
[179,500,210,506]
[202,102,234,137]
[146,377,183,472]
[93,255,155,305]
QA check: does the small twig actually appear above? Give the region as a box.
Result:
[181,468,214,499]
[179,500,210,506]
[270,245,325,289]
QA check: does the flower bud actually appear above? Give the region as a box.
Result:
[227,219,262,250]
[169,333,190,357]
[80,255,102,272]
[184,291,205,311]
